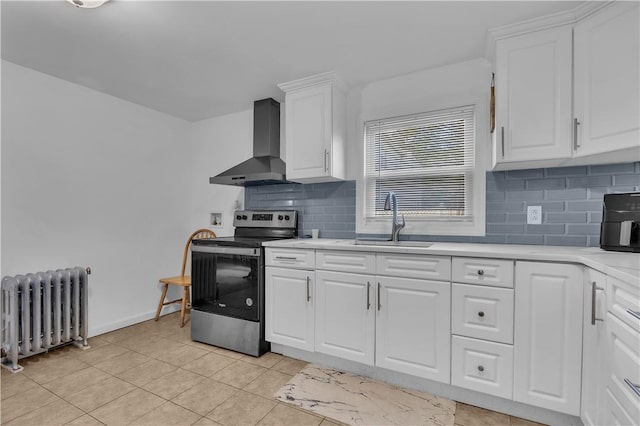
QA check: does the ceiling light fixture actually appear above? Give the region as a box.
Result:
[66,0,109,9]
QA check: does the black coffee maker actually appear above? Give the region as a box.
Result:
[600,193,640,253]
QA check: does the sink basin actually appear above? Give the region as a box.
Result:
[354,239,433,248]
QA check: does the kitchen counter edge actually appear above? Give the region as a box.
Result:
[262,239,640,285]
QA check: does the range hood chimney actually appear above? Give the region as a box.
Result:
[209,98,288,186]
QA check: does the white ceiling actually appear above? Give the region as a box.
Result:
[2,1,584,121]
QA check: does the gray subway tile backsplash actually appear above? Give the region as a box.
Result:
[545,212,588,223]
[245,181,357,239]
[544,166,588,177]
[567,176,612,188]
[245,161,639,247]
[525,178,566,190]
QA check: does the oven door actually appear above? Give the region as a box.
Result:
[191,246,263,322]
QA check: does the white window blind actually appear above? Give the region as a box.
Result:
[364,105,476,221]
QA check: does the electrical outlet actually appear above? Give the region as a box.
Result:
[527,206,542,225]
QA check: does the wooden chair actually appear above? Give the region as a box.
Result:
[155,228,216,327]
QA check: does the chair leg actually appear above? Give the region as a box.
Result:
[155,284,169,321]
[180,286,189,328]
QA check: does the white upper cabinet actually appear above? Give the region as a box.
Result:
[278,72,346,183]
[490,2,640,170]
[573,2,640,158]
[494,26,573,166]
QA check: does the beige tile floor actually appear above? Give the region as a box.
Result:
[1,313,544,426]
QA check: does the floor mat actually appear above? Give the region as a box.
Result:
[274,364,456,426]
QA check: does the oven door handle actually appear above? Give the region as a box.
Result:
[191,246,260,257]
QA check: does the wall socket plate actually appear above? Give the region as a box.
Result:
[527,206,542,225]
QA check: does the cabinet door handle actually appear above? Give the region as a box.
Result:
[478,311,485,318]
[624,378,640,398]
[500,127,505,158]
[573,118,581,150]
[377,283,381,311]
[366,282,371,310]
[324,149,329,172]
[591,281,604,325]
[477,365,484,372]
[306,276,311,302]
[477,269,485,276]
[627,309,640,321]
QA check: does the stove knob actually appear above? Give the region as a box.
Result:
[278,215,283,220]
[284,215,290,220]
[242,215,248,220]
[236,215,242,220]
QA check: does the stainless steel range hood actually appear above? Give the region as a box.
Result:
[210,98,288,187]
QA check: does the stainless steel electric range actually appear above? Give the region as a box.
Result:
[190,210,297,356]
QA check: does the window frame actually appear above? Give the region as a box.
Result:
[356,96,487,237]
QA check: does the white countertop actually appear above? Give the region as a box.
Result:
[263,239,640,285]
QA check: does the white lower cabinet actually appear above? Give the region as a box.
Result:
[603,312,640,425]
[376,276,450,382]
[266,247,626,421]
[581,268,607,426]
[315,252,451,382]
[315,270,375,365]
[265,266,315,351]
[513,261,583,416]
[451,335,513,399]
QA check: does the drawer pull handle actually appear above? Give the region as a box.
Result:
[627,309,640,321]
[477,365,484,372]
[275,256,298,261]
[478,311,485,318]
[591,281,604,325]
[624,378,640,398]
[477,269,485,276]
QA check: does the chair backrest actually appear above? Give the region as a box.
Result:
[180,228,216,277]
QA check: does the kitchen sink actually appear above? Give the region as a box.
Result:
[354,239,433,248]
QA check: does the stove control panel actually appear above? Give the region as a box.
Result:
[233,210,297,228]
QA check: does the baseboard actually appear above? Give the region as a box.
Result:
[88,305,182,337]
[271,343,582,426]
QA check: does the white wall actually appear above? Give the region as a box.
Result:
[1,61,191,335]
[188,110,251,236]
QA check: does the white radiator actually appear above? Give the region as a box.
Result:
[1,266,91,372]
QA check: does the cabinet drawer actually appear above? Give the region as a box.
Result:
[603,388,637,426]
[607,275,640,333]
[266,248,315,269]
[451,335,513,399]
[606,312,640,424]
[316,250,376,274]
[452,283,514,344]
[376,254,451,281]
[452,257,514,288]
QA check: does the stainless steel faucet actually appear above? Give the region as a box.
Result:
[384,191,405,242]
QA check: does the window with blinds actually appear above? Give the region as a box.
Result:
[364,105,476,221]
